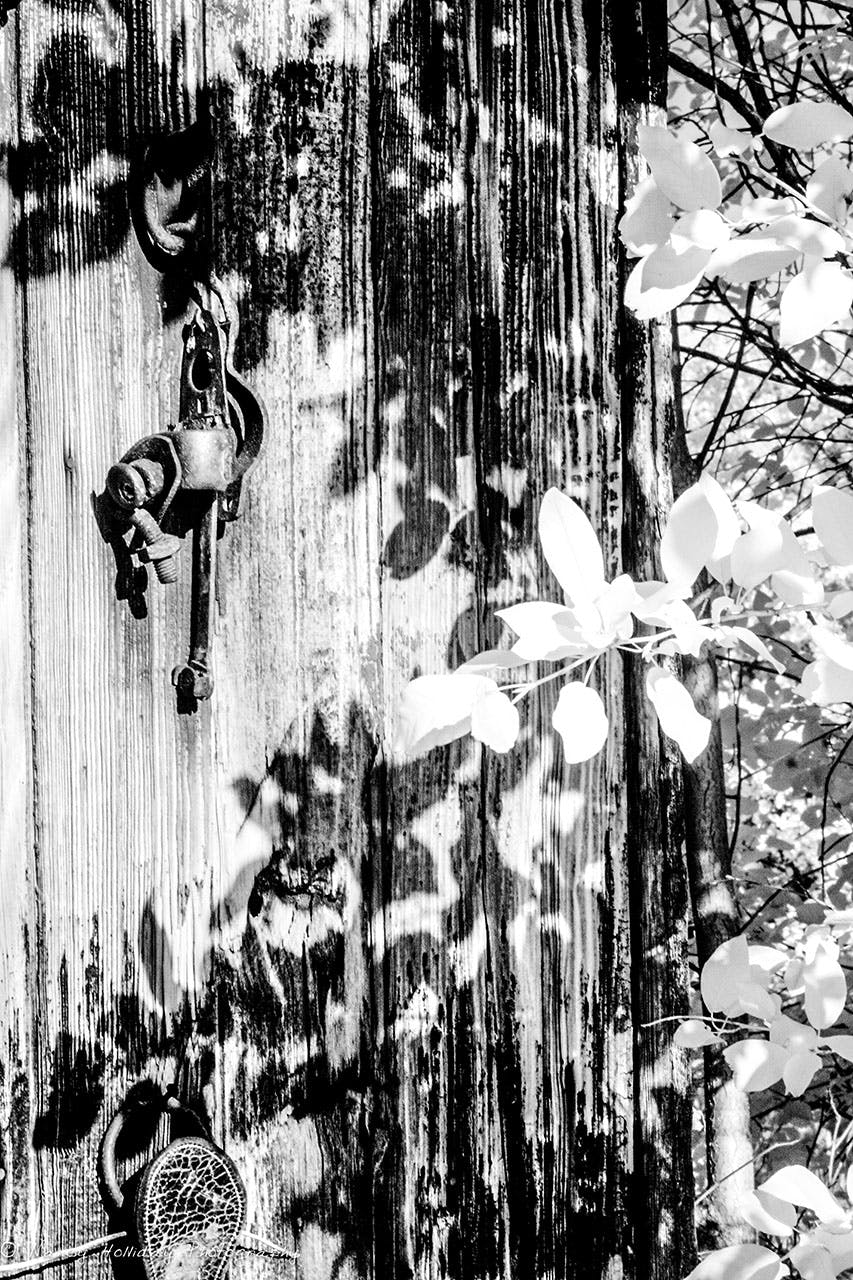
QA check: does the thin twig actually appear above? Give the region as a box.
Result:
[694,1138,801,1205]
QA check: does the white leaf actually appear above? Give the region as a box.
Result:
[739,500,779,531]
[537,489,605,606]
[770,568,824,608]
[742,1189,797,1237]
[622,247,706,320]
[591,574,640,644]
[760,1164,846,1226]
[631,580,688,621]
[803,940,847,1030]
[685,1245,783,1280]
[723,1038,788,1091]
[499,601,569,635]
[730,195,796,225]
[720,103,753,132]
[709,120,753,157]
[496,601,590,662]
[829,589,853,619]
[770,518,822,606]
[736,982,780,1022]
[701,935,751,1014]
[671,209,731,250]
[811,625,853,671]
[711,596,736,624]
[707,234,800,284]
[661,482,720,587]
[807,157,853,221]
[779,262,853,346]
[824,1034,853,1065]
[708,554,734,587]
[624,243,712,320]
[457,649,529,674]
[551,683,609,763]
[619,177,675,256]
[699,473,742,562]
[782,1049,822,1096]
[804,928,839,967]
[396,674,496,757]
[637,124,723,211]
[787,1243,836,1280]
[749,945,788,976]
[812,486,853,565]
[785,959,805,995]
[646,666,712,763]
[624,251,704,321]
[771,214,845,258]
[763,100,853,150]
[674,1018,722,1049]
[769,1014,818,1053]
[779,516,816,576]
[718,627,785,674]
[470,689,520,754]
[800,658,853,706]
[730,525,786,591]
[811,1228,853,1276]
[653,599,714,659]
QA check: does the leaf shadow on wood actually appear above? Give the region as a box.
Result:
[7,663,603,1280]
[7,2,538,586]
[214,705,569,1277]
[49,698,566,1279]
[3,10,334,371]
[31,1031,104,1151]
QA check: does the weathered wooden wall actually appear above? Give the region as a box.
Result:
[0,2,693,1278]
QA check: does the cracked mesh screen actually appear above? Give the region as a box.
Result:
[136,1137,247,1280]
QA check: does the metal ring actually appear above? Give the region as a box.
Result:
[130,123,212,273]
[97,1094,211,1216]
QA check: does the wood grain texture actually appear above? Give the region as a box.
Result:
[0,2,694,1278]
[0,14,33,1257]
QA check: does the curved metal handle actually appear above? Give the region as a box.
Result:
[130,123,212,273]
[226,366,266,482]
[98,1095,211,1216]
[97,1108,130,1215]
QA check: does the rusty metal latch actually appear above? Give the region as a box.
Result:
[99,289,265,706]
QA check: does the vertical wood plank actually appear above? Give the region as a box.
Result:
[0,14,35,1254]
[368,1,636,1275]
[202,5,382,1277]
[616,13,696,1272]
[4,1,210,1267]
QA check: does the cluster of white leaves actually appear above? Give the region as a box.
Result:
[685,1155,853,1279]
[682,927,853,1278]
[396,479,853,767]
[678,930,852,1098]
[622,105,853,346]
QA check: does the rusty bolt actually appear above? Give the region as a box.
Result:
[129,509,181,584]
[106,458,166,511]
[172,663,213,700]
